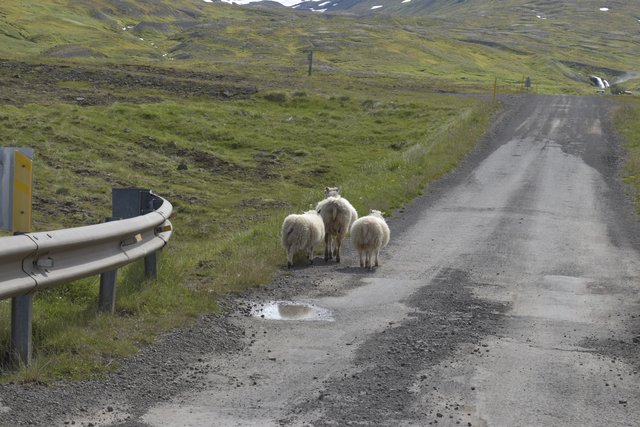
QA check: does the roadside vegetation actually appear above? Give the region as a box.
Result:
[615,98,640,213]
[0,0,639,382]
[0,67,493,381]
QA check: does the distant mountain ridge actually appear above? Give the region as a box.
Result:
[246,0,637,20]
[290,0,461,14]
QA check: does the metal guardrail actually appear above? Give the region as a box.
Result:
[0,196,173,301]
[0,192,173,366]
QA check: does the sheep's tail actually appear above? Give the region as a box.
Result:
[286,225,295,237]
[331,205,338,221]
[282,220,310,253]
[281,222,296,249]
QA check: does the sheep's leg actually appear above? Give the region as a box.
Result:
[374,249,380,267]
[359,250,364,268]
[335,238,341,263]
[307,246,314,264]
[365,251,371,269]
[324,234,331,261]
[287,247,294,269]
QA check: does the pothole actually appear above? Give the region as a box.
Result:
[250,301,334,321]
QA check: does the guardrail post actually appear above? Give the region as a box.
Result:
[141,191,162,280]
[10,294,32,366]
[112,188,163,280]
[99,217,120,313]
[142,193,160,280]
[144,252,157,279]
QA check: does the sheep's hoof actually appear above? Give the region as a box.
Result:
[287,262,293,269]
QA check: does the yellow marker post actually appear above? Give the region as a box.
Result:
[9,148,34,366]
[12,150,33,233]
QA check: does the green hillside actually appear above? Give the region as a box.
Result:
[0,0,637,92]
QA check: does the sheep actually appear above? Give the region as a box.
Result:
[324,187,358,230]
[315,187,358,263]
[324,186,340,198]
[350,210,390,269]
[281,210,325,268]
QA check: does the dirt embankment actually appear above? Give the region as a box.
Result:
[0,60,258,106]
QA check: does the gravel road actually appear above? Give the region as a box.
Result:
[2,94,639,427]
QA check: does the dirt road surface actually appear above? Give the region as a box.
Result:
[2,94,640,426]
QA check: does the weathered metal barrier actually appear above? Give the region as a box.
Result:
[0,189,173,365]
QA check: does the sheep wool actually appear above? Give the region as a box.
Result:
[350,210,390,269]
[316,188,358,263]
[281,210,325,268]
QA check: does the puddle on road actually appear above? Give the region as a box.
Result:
[250,301,334,322]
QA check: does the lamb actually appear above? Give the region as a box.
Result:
[350,210,390,269]
[315,187,358,263]
[281,210,325,268]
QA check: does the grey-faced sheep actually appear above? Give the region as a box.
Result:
[281,210,325,268]
[315,187,358,263]
[350,209,390,269]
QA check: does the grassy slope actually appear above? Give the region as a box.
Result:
[0,0,637,381]
[615,98,640,213]
[2,0,638,93]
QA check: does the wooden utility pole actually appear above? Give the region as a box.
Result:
[493,77,497,103]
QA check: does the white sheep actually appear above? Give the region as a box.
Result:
[281,210,325,268]
[315,187,358,263]
[350,209,390,269]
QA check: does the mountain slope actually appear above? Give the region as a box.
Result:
[0,0,638,93]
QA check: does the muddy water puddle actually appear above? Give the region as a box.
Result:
[249,301,334,322]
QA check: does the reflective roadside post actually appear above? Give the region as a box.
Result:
[1,147,34,366]
[12,150,33,234]
[0,147,33,232]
